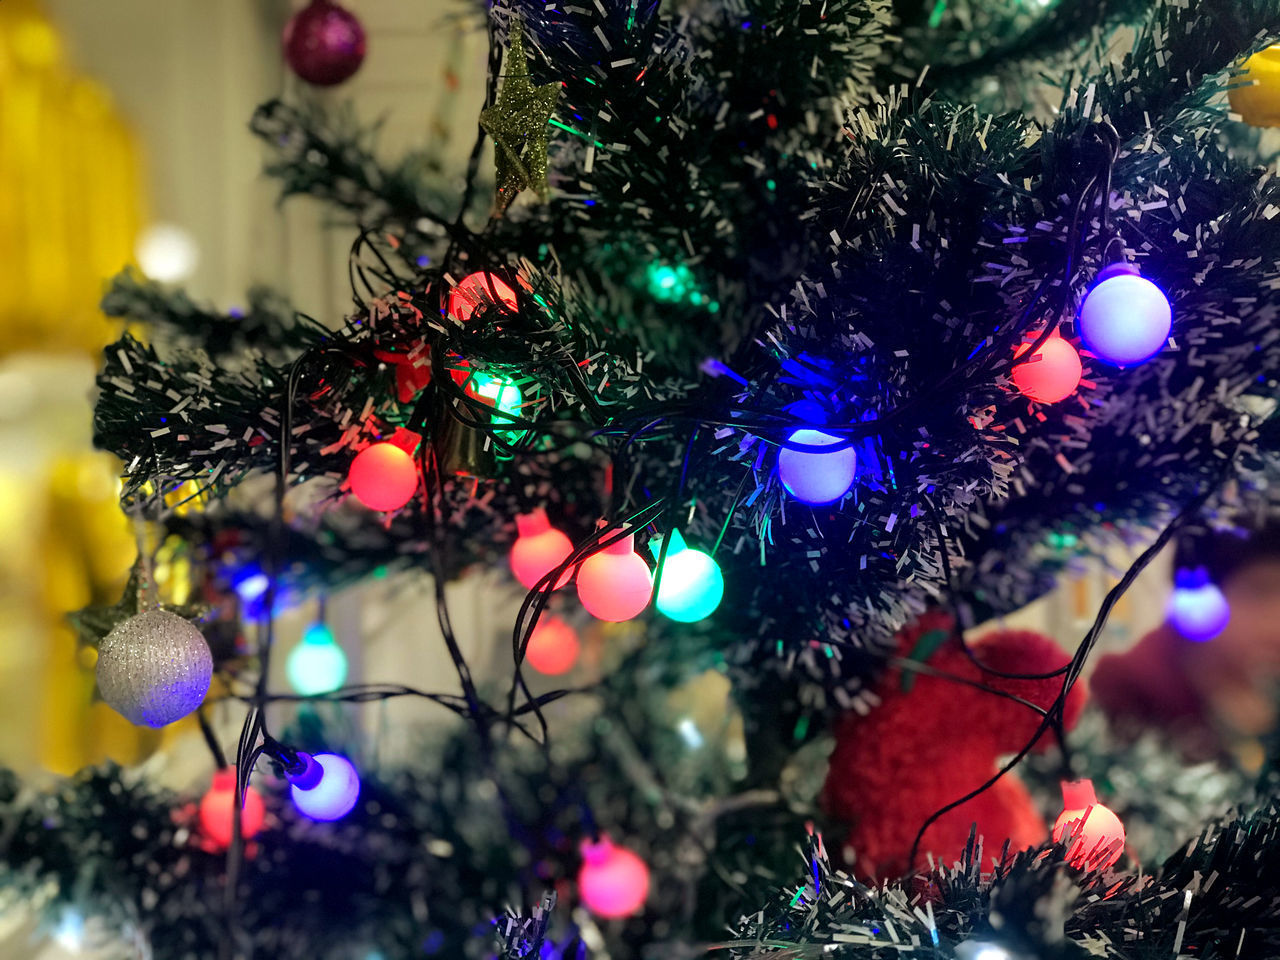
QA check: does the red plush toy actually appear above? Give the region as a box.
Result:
[821,611,1086,881]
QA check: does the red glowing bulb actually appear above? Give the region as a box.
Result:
[575,532,653,622]
[578,836,650,918]
[509,511,575,590]
[525,616,580,675]
[1052,779,1125,871]
[1011,334,1082,404]
[348,442,418,512]
[448,271,518,323]
[199,768,266,851]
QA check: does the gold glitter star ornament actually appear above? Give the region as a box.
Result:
[479,20,559,215]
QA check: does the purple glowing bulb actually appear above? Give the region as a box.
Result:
[1167,568,1230,642]
[778,428,857,505]
[1077,263,1172,366]
[290,753,360,821]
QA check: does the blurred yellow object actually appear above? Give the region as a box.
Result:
[0,3,152,774]
[0,0,142,356]
[1230,45,1280,128]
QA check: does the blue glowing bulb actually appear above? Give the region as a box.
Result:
[1167,569,1230,642]
[650,531,724,623]
[777,428,856,505]
[290,753,360,821]
[1078,263,1172,366]
[286,624,349,696]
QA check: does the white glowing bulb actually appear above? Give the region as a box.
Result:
[677,717,704,749]
[53,911,85,952]
[136,223,199,282]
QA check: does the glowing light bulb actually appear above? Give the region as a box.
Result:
[576,531,653,622]
[577,836,650,918]
[465,369,526,448]
[509,510,575,590]
[1078,263,1172,366]
[286,623,349,695]
[1052,779,1125,871]
[448,271,518,322]
[650,530,724,623]
[290,753,361,822]
[136,223,199,283]
[525,616,580,675]
[1011,333,1082,403]
[199,768,267,850]
[348,442,418,511]
[1167,568,1230,642]
[53,910,85,952]
[777,428,856,505]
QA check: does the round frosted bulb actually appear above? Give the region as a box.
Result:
[349,442,418,511]
[290,753,360,822]
[1078,264,1172,366]
[578,837,650,918]
[778,429,856,505]
[1011,334,1082,403]
[525,616,580,675]
[286,624,349,695]
[576,533,653,622]
[652,532,724,623]
[136,223,199,283]
[448,271,518,322]
[509,511,575,590]
[1052,779,1125,870]
[199,768,266,850]
[1167,571,1230,642]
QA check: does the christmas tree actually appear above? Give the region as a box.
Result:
[6,0,1280,957]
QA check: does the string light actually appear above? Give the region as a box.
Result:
[199,768,266,850]
[1053,779,1125,870]
[576,531,653,621]
[778,428,857,505]
[1078,263,1172,366]
[289,753,361,822]
[509,510,575,590]
[348,442,419,512]
[286,623,349,695]
[1011,333,1082,403]
[448,271,518,322]
[1167,568,1230,642]
[577,836,650,918]
[650,530,724,622]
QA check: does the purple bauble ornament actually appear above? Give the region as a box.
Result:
[283,0,366,87]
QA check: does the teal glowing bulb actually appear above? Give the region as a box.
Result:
[650,531,724,623]
[287,624,348,696]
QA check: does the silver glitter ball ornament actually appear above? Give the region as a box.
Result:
[96,609,214,728]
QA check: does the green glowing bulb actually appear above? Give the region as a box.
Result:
[645,262,700,303]
[468,370,526,448]
[286,623,348,696]
[649,530,724,623]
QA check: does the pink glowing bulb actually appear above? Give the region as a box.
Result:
[348,442,418,512]
[448,272,518,323]
[525,616,580,675]
[199,769,266,850]
[509,511,575,590]
[575,532,653,622]
[1011,334,1082,404]
[578,836,650,918]
[1052,779,1125,871]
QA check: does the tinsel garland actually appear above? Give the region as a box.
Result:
[5,757,1277,960]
